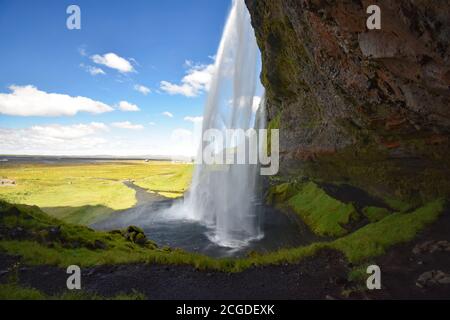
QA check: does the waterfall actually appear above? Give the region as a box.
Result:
[182,0,265,248]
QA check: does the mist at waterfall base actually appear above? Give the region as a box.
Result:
[94,0,309,257]
[183,0,264,249]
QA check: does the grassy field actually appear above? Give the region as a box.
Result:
[0,161,193,225]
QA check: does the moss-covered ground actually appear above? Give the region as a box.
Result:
[287,182,359,237]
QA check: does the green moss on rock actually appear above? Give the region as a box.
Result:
[332,199,445,262]
[287,182,359,237]
[362,207,391,222]
[266,181,299,204]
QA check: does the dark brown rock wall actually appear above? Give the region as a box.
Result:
[246,0,450,201]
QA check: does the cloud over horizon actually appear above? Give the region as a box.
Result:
[0,122,109,154]
[0,85,113,117]
[111,121,144,130]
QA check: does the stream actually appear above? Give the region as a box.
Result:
[92,181,318,258]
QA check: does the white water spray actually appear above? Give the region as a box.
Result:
[180,0,265,248]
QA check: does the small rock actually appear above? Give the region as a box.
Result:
[416,270,450,288]
[46,226,62,241]
[438,277,450,285]
[94,240,107,250]
[413,240,450,255]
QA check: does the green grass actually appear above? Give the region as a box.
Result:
[362,206,391,223]
[287,182,359,237]
[133,163,193,198]
[0,283,146,300]
[383,197,414,212]
[266,182,300,204]
[347,264,373,283]
[1,198,445,274]
[0,284,45,300]
[331,199,445,262]
[0,161,193,224]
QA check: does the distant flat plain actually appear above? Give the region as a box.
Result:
[0,158,193,225]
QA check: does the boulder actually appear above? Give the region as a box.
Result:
[121,225,156,248]
[416,270,450,288]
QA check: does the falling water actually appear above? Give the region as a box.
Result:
[182,0,265,248]
[92,0,309,255]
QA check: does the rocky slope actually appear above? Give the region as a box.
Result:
[245,0,450,203]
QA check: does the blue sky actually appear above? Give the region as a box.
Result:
[0,0,234,156]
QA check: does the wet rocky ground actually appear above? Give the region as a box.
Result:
[366,210,450,300]
[1,210,449,300]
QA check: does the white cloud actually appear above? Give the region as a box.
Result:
[184,116,203,123]
[160,60,215,97]
[149,122,156,126]
[30,122,108,140]
[134,84,151,95]
[0,85,113,117]
[0,124,199,157]
[162,111,174,118]
[170,128,197,157]
[171,128,192,139]
[111,121,144,130]
[80,64,106,76]
[118,101,140,112]
[91,53,135,73]
[89,67,106,76]
[78,47,87,57]
[0,123,109,154]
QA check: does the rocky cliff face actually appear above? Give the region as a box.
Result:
[245,0,450,202]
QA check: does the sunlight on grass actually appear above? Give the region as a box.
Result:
[288,182,359,237]
[0,161,193,224]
